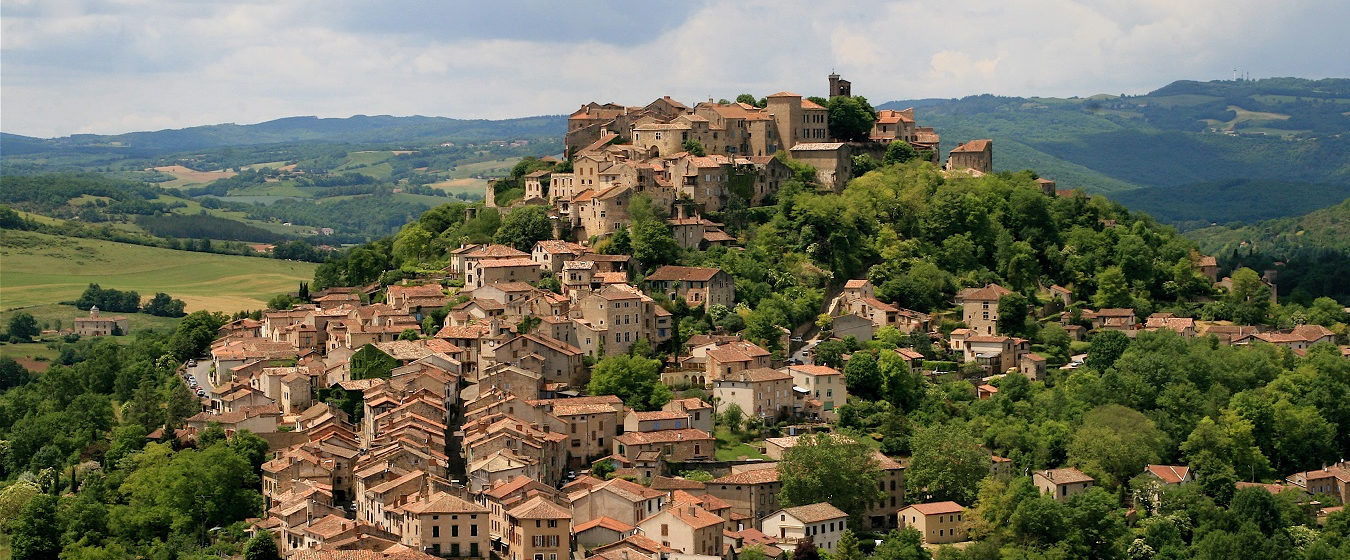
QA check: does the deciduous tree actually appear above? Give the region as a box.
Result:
[778,433,884,524]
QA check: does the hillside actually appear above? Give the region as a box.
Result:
[0,229,316,312]
[1187,196,1350,254]
[2,114,567,158]
[878,78,1350,225]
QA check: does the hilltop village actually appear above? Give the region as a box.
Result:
[71,76,1349,560]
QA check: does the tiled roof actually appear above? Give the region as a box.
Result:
[782,502,847,523]
[574,516,635,534]
[904,501,963,515]
[615,428,714,446]
[711,467,780,485]
[646,265,722,282]
[507,495,571,519]
[789,142,845,151]
[952,139,992,153]
[1146,465,1191,485]
[1038,467,1094,484]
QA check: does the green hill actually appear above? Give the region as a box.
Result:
[1187,197,1350,254]
[878,78,1350,225]
[0,229,316,313]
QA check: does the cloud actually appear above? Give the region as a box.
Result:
[1,0,1347,137]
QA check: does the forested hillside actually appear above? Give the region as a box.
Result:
[879,78,1350,226]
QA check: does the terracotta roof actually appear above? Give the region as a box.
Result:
[766,91,802,98]
[711,467,780,485]
[479,257,538,269]
[799,99,827,110]
[1146,465,1191,485]
[781,502,847,523]
[730,367,791,383]
[786,364,841,377]
[843,279,870,289]
[903,501,963,515]
[631,410,689,421]
[466,244,529,259]
[615,428,714,446]
[507,495,571,519]
[646,265,722,282]
[665,504,724,529]
[1095,308,1136,317]
[957,283,1012,302]
[574,516,635,534]
[951,139,992,153]
[403,491,489,515]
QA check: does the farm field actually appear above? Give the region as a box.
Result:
[427,177,488,197]
[149,165,237,188]
[0,230,316,313]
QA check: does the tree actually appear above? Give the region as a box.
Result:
[844,351,883,400]
[778,433,884,524]
[884,141,919,165]
[906,423,988,504]
[683,139,707,157]
[9,493,60,560]
[997,293,1032,338]
[871,528,930,560]
[721,403,744,433]
[0,356,30,390]
[1094,266,1132,309]
[7,311,39,341]
[244,531,283,560]
[493,206,552,252]
[143,292,187,317]
[587,355,671,411]
[814,339,847,368]
[1086,330,1130,371]
[1067,404,1164,489]
[1226,267,1271,325]
[835,530,864,560]
[826,96,878,142]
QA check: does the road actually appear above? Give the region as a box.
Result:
[183,359,216,411]
[791,337,820,365]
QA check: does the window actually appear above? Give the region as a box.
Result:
[548,520,557,528]
[661,524,669,536]
[452,525,459,537]
[472,524,479,536]
[433,526,440,538]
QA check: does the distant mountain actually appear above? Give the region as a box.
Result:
[1112,178,1350,231]
[878,78,1350,225]
[2,114,567,158]
[1187,197,1350,255]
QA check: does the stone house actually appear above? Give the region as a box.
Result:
[663,398,715,434]
[704,340,772,381]
[637,504,725,557]
[613,428,715,463]
[714,368,794,422]
[73,306,129,336]
[568,477,667,526]
[1034,468,1095,501]
[707,467,782,523]
[784,365,846,420]
[644,266,734,308]
[761,503,849,553]
[397,491,491,558]
[955,283,1012,336]
[504,496,572,560]
[946,139,992,174]
[897,502,967,545]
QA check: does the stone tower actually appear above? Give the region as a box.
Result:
[829,72,851,98]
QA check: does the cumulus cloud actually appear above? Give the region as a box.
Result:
[1,0,1346,137]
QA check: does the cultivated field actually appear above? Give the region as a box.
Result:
[0,230,316,313]
[149,165,238,188]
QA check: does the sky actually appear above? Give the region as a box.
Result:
[3,0,1348,138]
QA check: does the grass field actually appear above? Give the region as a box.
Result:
[0,230,316,313]
[714,426,769,461]
[450,158,519,179]
[427,177,489,197]
[150,165,237,188]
